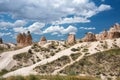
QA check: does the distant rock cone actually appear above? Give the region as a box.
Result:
[16,31,32,47]
[0,38,3,44]
[67,34,76,45]
[39,36,47,45]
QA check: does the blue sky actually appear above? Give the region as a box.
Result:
[0,0,120,43]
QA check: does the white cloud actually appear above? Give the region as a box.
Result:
[0,32,11,37]
[0,20,27,29]
[53,16,90,24]
[13,22,45,34]
[51,32,59,35]
[13,27,27,33]
[28,22,45,34]
[98,4,111,12]
[79,27,96,30]
[0,0,111,23]
[13,22,77,35]
[43,25,77,35]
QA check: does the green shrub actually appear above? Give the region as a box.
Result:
[25,75,38,80]
[0,69,9,76]
[71,48,79,52]
[13,52,32,61]
[70,53,81,60]
[82,48,89,52]
[50,52,55,56]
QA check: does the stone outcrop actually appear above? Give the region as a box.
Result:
[17,31,32,47]
[83,23,120,42]
[38,36,47,45]
[0,38,3,44]
[96,30,108,41]
[108,23,120,39]
[67,34,76,45]
[82,32,97,42]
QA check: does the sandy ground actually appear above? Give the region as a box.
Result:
[0,46,31,71]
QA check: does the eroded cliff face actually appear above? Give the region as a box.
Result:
[83,23,120,42]
[108,23,120,39]
[17,31,32,47]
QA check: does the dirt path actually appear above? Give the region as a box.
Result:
[52,53,85,74]
[0,46,31,70]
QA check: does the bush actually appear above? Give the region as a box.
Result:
[28,49,33,54]
[50,52,55,56]
[70,53,81,60]
[82,48,89,52]
[71,48,79,52]
[25,75,39,80]
[13,52,32,61]
[0,69,9,76]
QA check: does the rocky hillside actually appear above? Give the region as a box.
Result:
[0,38,119,80]
[60,49,120,79]
[0,43,16,53]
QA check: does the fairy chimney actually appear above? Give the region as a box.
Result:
[67,34,76,45]
[16,31,32,47]
[25,31,32,46]
[39,36,47,45]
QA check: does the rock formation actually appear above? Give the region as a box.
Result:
[38,36,47,45]
[0,38,3,44]
[67,34,76,45]
[83,23,120,42]
[96,30,108,41]
[108,23,120,39]
[16,31,32,47]
[82,32,97,42]
[26,31,32,46]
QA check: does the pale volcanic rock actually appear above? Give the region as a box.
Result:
[84,23,120,41]
[82,32,97,42]
[38,36,47,45]
[96,30,108,41]
[25,31,32,46]
[67,34,76,45]
[16,31,32,47]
